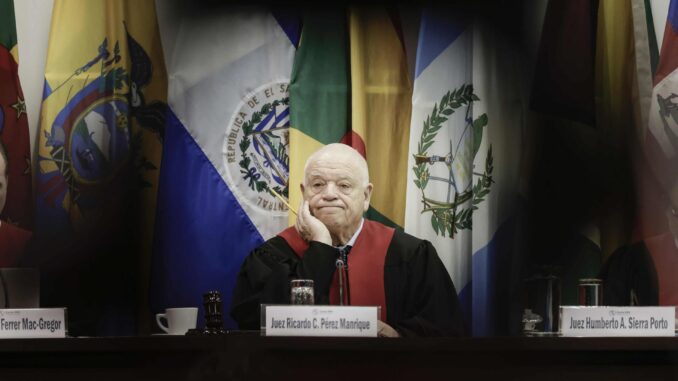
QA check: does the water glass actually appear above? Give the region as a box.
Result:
[290,279,314,305]
[578,278,603,306]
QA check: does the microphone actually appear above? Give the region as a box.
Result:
[335,258,346,306]
[335,245,351,306]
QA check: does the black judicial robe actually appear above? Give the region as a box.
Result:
[230,220,465,337]
[600,233,678,307]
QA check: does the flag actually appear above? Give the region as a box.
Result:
[150,5,298,328]
[288,8,349,223]
[647,0,678,184]
[628,0,678,261]
[632,0,658,137]
[595,0,638,255]
[404,8,526,336]
[630,0,666,239]
[405,9,475,325]
[34,0,167,335]
[527,0,604,307]
[288,7,411,228]
[349,7,412,227]
[531,0,598,126]
[0,0,32,229]
[470,19,528,336]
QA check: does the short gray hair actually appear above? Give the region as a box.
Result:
[303,143,370,187]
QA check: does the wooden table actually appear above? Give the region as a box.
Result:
[1,334,678,380]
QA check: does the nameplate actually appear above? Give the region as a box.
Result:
[263,305,379,337]
[0,308,67,338]
[560,306,675,337]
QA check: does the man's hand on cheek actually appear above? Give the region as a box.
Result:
[296,200,332,245]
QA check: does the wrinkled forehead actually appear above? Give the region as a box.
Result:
[306,161,358,182]
[304,149,368,185]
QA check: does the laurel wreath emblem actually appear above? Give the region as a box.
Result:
[238,97,290,198]
[412,84,493,238]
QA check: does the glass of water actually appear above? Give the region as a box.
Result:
[290,279,314,305]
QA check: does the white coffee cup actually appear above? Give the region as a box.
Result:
[155,307,198,335]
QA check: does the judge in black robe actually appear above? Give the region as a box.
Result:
[600,196,678,307]
[599,233,678,307]
[230,143,464,337]
[231,219,465,337]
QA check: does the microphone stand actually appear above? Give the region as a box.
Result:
[335,245,351,306]
[335,258,346,306]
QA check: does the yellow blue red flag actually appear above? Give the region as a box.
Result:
[33,0,167,335]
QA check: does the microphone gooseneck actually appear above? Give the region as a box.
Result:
[336,258,345,306]
[336,245,352,306]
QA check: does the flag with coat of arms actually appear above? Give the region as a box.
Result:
[33,0,167,335]
[405,7,527,336]
[149,4,300,329]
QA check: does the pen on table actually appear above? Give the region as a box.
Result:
[268,187,298,216]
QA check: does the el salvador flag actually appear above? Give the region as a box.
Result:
[151,5,300,328]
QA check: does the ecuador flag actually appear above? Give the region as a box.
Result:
[33,0,167,335]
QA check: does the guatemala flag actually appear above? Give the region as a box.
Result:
[150,5,299,328]
[405,8,526,336]
[404,9,475,327]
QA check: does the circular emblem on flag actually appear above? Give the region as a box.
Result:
[411,84,493,238]
[38,31,163,227]
[51,87,130,186]
[649,84,678,158]
[222,82,290,214]
[69,97,130,184]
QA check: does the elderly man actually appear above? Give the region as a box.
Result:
[0,142,31,265]
[231,144,464,337]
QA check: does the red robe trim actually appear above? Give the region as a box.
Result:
[277,220,394,321]
[0,222,31,267]
[645,232,678,306]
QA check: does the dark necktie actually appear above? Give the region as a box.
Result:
[337,245,352,266]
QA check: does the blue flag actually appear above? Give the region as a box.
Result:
[150,7,299,328]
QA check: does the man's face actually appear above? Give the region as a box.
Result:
[0,155,7,214]
[302,155,372,233]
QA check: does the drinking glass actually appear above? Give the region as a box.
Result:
[523,274,561,333]
[578,278,603,306]
[290,279,314,305]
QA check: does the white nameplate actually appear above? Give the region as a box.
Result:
[263,305,379,337]
[0,308,67,338]
[560,306,675,337]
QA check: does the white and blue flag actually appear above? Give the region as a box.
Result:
[405,8,525,336]
[150,5,299,328]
